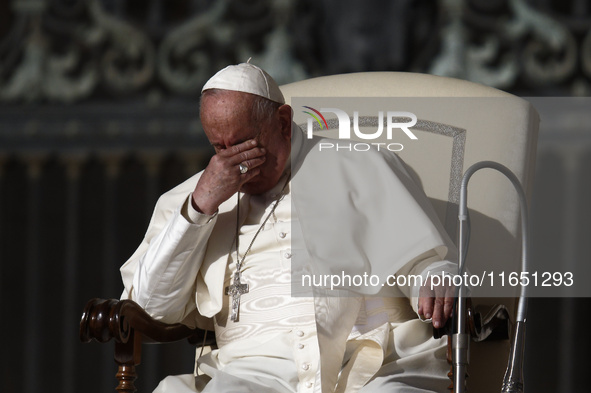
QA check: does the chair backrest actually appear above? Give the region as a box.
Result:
[280,72,539,392]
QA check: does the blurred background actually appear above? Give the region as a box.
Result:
[0,0,590,392]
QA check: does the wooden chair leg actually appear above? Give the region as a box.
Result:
[115,365,137,393]
[114,330,142,393]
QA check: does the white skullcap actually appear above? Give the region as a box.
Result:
[202,62,285,104]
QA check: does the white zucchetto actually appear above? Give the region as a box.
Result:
[202,62,285,104]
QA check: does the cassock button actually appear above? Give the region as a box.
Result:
[306,382,313,388]
[297,343,305,349]
[302,363,310,371]
[284,251,292,259]
[296,330,304,337]
[279,232,287,239]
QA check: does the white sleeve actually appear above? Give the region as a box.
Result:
[121,193,217,324]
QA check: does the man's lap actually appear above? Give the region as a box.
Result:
[153,321,448,393]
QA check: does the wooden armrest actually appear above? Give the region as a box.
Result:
[432,299,511,341]
[79,298,215,393]
[79,298,211,345]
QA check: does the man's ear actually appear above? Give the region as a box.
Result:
[278,104,293,139]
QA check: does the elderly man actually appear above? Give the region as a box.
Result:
[121,63,457,393]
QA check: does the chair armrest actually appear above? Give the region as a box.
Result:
[79,298,211,345]
[432,299,511,341]
[80,298,215,393]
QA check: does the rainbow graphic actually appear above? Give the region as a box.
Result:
[302,106,329,130]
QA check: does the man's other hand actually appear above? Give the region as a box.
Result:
[418,278,455,329]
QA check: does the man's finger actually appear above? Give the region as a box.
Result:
[239,167,262,183]
[418,291,435,319]
[238,156,266,174]
[431,296,445,328]
[224,139,258,156]
[230,148,266,168]
[218,139,264,160]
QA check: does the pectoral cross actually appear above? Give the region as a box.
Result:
[225,270,249,322]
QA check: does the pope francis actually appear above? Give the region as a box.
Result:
[120,63,459,393]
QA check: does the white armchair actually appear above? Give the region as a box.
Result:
[281,72,539,392]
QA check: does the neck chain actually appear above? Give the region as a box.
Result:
[225,174,290,322]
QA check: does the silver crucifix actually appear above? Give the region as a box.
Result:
[225,270,249,322]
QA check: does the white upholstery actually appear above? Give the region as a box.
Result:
[281,72,538,235]
[280,72,540,392]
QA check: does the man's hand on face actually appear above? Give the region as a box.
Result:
[191,139,266,215]
[418,277,455,329]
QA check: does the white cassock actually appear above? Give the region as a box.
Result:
[120,125,458,393]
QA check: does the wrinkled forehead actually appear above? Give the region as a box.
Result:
[201,90,256,122]
[201,89,255,110]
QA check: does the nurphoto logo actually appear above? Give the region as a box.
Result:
[302,106,418,152]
